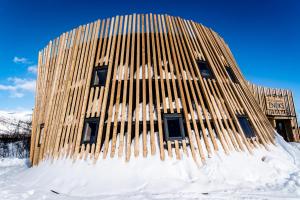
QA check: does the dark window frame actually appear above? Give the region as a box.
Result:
[225,66,238,83]
[237,115,256,138]
[38,123,45,147]
[163,113,186,141]
[196,60,214,79]
[81,117,100,145]
[92,66,108,87]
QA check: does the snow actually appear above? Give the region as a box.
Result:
[1,134,300,199]
[133,64,154,79]
[0,110,32,122]
[0,110,32,135]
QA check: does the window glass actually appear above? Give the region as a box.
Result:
[225,66,238,83]
[197,60,214,79]
[38,123,45,147]
[92,67,108,86]
[237,116,256,138]
[82,118,99,144]
[163,114,185,141]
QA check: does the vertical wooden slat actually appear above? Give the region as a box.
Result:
[146,14,156,155]
[134,14,141,157]
[150,14,165,160]
[102,16,124,159]
[31,14,280,165]
[110,15,129,158]
[94,17,118,159]
[73,20,101,157]
[118,15,133,157]
[141,14,148,157]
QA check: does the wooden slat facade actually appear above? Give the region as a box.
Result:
[30,14,276,166]
[248,82,299,142]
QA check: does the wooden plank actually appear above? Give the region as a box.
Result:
[192,22,253,153]
[159,15,175,158]
[202,77,230,153]
[146,14,156,155]
[155,15,167,114]
[44,35,69,160]
[73,20,101,158]
[110,15,129,158]
[31,14,280,165]
[179,19,221,154]
[212,80,244,151]
[141,14,148,157]
[134,14,141,157]
[58,25,89,157]
[91,86,100,117]
[96,87,104,117]
[118,15,133,157]
[102,16,124,159]
[53,25,85,159]
[150,14,165,160]
[96,20,106,65]
[165,15,199,162]
[94,17,118,159]
[158,14,174,113]
[167,15,208,159]
[70,23,99,150]
[125,14,137,161]
[208,79,237,150]
[71,22,98,156]
[176,17,220,155]
[174,140,181,159]
[86,87,95,118]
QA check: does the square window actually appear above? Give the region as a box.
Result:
[197,60,214,79]
[237,116,256,138]
[225,66,238,83]
[38,123,45,147]
[92,67,108,87]
[81,118,99,144]
[163,113,185,141]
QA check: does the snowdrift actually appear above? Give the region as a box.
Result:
[1,134,300,199]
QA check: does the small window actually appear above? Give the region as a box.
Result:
[38,123,45,147]
[225,66,238,83]
[197,60,214,79]
[237,116,256,138]
[81,118,99,144]
[92,67,108,86]
[163,113,185,141]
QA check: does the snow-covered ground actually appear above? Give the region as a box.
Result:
[1,134,300,200]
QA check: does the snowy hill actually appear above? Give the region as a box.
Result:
[0,110,32,135]
[0,134,300,199]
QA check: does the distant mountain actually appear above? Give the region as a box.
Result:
[0,110,32,135]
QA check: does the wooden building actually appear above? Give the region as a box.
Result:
[248,83,299,142]
[30,14,276,166]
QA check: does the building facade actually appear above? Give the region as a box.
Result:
[249,83,299,142]
[30,14,276,166]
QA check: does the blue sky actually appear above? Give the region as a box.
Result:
[0,0,299,116]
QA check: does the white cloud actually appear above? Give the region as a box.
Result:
[10,92,24,98]
[13,56,30,64]
[8,78,36,92]
[27,65,37,74]
[0,85,15,91]
[0,77,36,98]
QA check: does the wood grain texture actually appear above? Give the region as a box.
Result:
[30,14,278,166]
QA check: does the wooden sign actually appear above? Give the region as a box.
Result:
[265,96,286,115]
